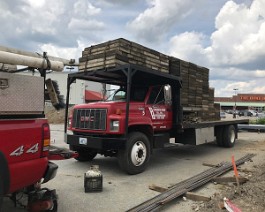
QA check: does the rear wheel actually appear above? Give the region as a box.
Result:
[223,125,236,148]
[118,132,150,175]
[216,127,224,147]
[74,148,97,162]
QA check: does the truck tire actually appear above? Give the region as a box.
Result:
[222,125,236,148]
[216,127,224,147]
[75,148,97,162]
[46,200,58,212]
[0,176,3,210]
[118,132,150,175]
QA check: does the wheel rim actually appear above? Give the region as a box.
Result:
[131,141,147,166]
[230,128,235,144]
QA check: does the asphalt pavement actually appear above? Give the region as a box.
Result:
[2,124,265,212]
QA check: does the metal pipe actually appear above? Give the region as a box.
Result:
[0,51,64,72]
[0,45,77,66]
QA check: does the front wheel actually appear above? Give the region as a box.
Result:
[118,132,151,175]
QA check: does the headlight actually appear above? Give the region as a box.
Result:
[68,118,72,127]
[110,120,119,132]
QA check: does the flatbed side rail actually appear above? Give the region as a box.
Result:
[238,124,265,131]
[182,119,249,129]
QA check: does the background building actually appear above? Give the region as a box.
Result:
[215,94,265,112]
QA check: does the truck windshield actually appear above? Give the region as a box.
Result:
[106,88,126,101]
[106,87,148,102]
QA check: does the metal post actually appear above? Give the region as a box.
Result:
[125,67,131,138]
[233,88,238,118]
[64,76,72,134]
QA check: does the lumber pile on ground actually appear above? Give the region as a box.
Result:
[79,38,220,122]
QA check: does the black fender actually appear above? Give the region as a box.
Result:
[0,152,10,194]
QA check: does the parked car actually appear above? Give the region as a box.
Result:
[238,110,257,117]
[220,112,226,119]
[257,112,265,119]
[238,110,245,116]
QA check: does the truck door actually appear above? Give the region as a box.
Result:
[146,85,172,131]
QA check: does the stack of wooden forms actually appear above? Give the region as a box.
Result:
[79,38,220,122]
[169,59,219,121]
[79,38,169,72]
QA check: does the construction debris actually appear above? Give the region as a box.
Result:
[223,197,242,212]
[127,154,255,212]
[213,177,248,184]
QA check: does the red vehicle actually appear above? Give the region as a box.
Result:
[0,70,76,211]
[0,71,59,211]
[0,119,58,208]
[65,64,248,175]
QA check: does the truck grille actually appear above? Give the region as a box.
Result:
[72,109,107,130]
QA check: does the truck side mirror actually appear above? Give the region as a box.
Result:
[164,85,172,106]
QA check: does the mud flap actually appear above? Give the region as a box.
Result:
[48,145,78,160]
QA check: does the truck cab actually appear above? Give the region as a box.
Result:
[70,85,173,135]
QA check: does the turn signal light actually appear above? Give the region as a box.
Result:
[115,108,122,115]
[42,123,50,157]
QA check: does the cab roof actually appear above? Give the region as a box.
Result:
[68,64,182,87]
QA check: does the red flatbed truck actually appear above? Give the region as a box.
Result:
[65,64,248,175]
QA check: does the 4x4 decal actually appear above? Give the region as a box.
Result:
[10,144,39,156]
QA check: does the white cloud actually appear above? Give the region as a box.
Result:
[0,0,107,50]
[1,0,265,99]
[210,66,265,97]
[212,78,265,97]
[127,0,195,42]
[207,0,265,66]
[168,32,208,66]
[68,18,105,31]
[74,0,101,17]
[25,0,45,8]
[165,0,265,97]
[167,0,265,67]
[39,41,84,61]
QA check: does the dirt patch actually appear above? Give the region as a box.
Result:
[196,140,265,212]
[45,106,72,124]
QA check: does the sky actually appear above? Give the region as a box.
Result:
[0,0,265,97]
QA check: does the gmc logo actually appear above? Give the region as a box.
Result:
[80,116,94,122]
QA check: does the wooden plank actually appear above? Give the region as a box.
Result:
[213,176,248,184]
[185,192,211,202]
[149,184,168,193]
